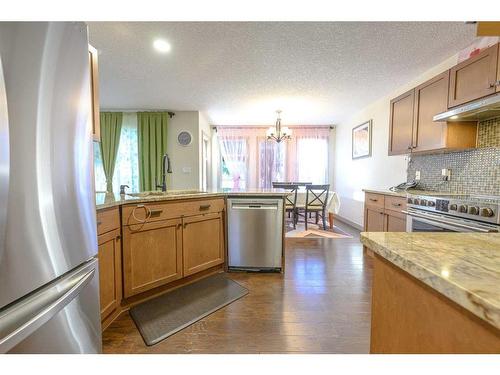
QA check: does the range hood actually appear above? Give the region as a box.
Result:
[433,93,500,122]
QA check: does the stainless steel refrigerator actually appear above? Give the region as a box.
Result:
[0,22,102,353]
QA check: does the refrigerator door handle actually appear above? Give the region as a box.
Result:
[0,258,97,353]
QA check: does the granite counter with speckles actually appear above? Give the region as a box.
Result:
[96,189,289,210]
[360,232,500,330]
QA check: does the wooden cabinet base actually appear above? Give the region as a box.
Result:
[370,254,500,353]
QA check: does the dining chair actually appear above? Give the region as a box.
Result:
[295,184,330,230]
[272,182,299,229]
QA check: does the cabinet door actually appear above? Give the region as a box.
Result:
[89,44,100,142]
[364,207,385,232]
[122,218,183,298]
[98,228,122,321]
[385,211,407,232]
[448,43,498,108]
[389,89,415,155]
[412,71,449,152]
[183,212,225,277]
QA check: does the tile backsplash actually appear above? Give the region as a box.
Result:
[407,117,500,196]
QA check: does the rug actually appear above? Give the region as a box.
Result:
[129,273,248,346]
[285,222,352,239]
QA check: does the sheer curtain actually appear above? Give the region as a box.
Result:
[218,128,255,189]
[217,126,331,189]
[287,127,330,184]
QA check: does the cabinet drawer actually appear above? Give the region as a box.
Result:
[384,196,407,213]
[365,193,385,209]
[122,198,225,226]
[97,207,120,235]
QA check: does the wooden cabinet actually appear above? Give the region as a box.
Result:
[385,210,407,232]
[98,228,122,321]
[389,71,479,156]
[89,44,100,142]
[388,89,415,155]
[122,218,183,298]
[412,71,449,152]
[96,208,122,327]
[121,198,226,298]
[364,192,407,233]
[365,207,385,232]
[448,43,499,108]
[183,212,225,276]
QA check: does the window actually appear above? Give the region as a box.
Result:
[258,138,286,188]
[296,137,329,184]
[94,113,139,193]
[220,138,248,190]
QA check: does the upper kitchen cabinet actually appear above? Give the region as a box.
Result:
[88,44,100,142]
[388,89,414,155]
[412,71,449,152]
[448,43,499,108]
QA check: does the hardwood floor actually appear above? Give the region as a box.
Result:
[102,222,373,353]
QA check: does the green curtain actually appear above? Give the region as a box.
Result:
[137,112,168,191]
[99,112,123,193]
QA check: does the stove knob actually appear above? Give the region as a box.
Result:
[458,205,468,213]
[480,208,494,218]
[427,201,436,207]
[468,206,479,215]
[420,199,427,206]
[449,204,458,211]
[407,198,413,204]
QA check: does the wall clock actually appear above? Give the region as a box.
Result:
[177,131,192,146]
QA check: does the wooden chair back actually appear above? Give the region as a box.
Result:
[272,182,298,208]
[305,184,330,210]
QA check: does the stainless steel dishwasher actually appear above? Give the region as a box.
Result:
[227,197,283,272]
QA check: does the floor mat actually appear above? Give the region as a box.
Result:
[129,273,248,346]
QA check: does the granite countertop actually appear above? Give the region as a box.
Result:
[362,188,460,197]
[360,231,500,330]
[96,188,289,210]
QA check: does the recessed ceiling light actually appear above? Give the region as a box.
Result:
[153,39,171,53]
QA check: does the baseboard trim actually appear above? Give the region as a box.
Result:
[333,214,363,231]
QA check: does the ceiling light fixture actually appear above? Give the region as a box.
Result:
[153,39,171,53]
[267,110,292,143]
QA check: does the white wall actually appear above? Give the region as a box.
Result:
[167,111,201,190]
[334,54,459,227]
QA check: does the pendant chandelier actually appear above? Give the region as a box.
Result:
[266,110,292,143]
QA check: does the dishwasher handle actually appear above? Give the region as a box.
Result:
[231,202,278,210]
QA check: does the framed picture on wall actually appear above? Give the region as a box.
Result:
[352,120,372,159]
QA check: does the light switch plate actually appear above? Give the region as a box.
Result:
[441,168,451,181]
[182,167,191,174]
[415,170,421,180]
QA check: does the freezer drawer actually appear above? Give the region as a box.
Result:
[227,198,283,271]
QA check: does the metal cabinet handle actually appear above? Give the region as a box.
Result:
[149,209,163,217]
[199,204,211,210]
[369,198,378,202]
[0,259,97,353]
[391,203,401,207]
[97,220,102,226]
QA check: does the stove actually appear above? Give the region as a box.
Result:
[405,193,500,233]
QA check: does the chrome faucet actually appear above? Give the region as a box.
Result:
[156,153,172,192]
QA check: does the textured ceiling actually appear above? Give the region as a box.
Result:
[88,22,477,125]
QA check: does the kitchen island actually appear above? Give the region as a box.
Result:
[361,232,500,353]
[95,189,288,330]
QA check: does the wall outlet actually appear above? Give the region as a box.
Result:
[182,167,192,174]
[415,170,421,181]
[441,168,451,181]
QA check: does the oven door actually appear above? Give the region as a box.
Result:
[405,209,499,233]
